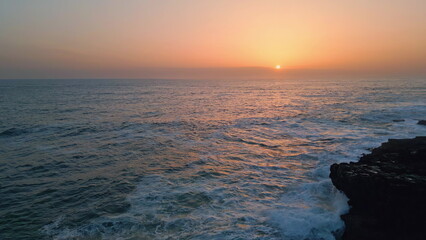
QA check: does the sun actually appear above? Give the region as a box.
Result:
[275,65,281,69]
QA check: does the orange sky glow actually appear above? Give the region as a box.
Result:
[0,0,425,79]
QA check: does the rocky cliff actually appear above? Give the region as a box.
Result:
[330,136,426,240]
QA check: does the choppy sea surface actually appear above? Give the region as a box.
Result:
[0,78,425,240]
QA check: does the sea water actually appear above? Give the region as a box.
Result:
[0,78,425,239]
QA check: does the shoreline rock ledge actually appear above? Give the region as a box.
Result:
[330,136,426,240]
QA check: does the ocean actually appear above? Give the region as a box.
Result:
[0,78,425,240]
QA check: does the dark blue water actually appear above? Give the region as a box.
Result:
[0,78,425,240]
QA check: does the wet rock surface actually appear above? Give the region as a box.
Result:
[418,120,426,125]
[330,136,426,240]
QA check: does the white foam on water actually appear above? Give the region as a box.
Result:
[42,102,426,240]
[268,116,426,240]
[269,179,348,240]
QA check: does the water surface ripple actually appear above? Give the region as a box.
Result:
[0,78,425,239]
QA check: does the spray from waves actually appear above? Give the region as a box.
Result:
[42,110,426,240]
[269,177,348,240]
[268,117,426,240]
[266,138,357,240]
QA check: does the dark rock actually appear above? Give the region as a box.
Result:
[330,136,426,240]
[418,120,426,125]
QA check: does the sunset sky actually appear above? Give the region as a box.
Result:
[1,0,425,79]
